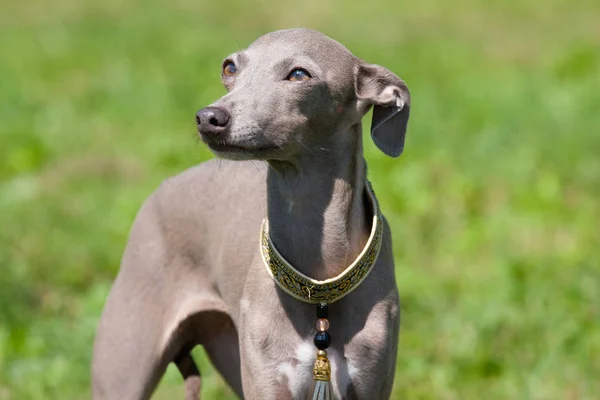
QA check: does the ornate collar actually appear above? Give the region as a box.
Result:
[260,181,383,304]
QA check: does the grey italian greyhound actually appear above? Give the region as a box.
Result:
[92,28,410,399]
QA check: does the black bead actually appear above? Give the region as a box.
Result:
[314,331,331,350]
[316,303,329,319]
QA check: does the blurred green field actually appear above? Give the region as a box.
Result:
[1,0,599,398]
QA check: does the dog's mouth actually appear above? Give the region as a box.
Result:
[207,141,274,153]
[201,138,280,159]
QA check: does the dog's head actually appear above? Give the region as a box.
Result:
[196,28,410,161]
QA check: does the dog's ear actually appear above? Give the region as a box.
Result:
[354,62,411,157]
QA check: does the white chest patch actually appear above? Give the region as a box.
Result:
[277,341,352,399]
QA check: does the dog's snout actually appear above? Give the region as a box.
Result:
[197,107,231,134]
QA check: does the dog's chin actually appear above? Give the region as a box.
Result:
[205,141,279,161]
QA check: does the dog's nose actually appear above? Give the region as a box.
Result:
[196,107,231,134]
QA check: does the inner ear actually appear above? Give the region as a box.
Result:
[354,63,409,107]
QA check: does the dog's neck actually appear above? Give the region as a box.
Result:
[266,125,370,280]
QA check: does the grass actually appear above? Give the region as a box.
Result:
[1,0,599,398]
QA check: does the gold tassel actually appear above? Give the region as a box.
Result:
[310,350,333,400]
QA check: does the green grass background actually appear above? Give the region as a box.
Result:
[1,0,599,398]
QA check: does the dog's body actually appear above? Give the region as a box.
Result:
[92,29,410,399]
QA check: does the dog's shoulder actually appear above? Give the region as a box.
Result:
[144,159,267,225]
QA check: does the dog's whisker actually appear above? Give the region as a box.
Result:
[249,160,261,172]
[296,139,316,156]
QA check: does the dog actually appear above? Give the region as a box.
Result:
[92,28,410,399]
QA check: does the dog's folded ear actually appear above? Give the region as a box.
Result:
[354,62,411,158]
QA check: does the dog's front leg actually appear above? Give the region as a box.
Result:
[92,198,229,400]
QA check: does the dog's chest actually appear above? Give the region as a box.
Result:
[238,298,379,399]
[237,258,399,398]
[247,336,355,399]
[279,340,359,399]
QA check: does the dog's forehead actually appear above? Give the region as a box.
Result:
[244,28,356,69]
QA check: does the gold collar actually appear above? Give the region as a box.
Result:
[260,181,383,304]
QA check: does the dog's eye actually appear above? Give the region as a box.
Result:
[222,61,237,77]
[287,69,311,82]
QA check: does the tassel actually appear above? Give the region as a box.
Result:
[311,380,333,400]
[310,350,333,400]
